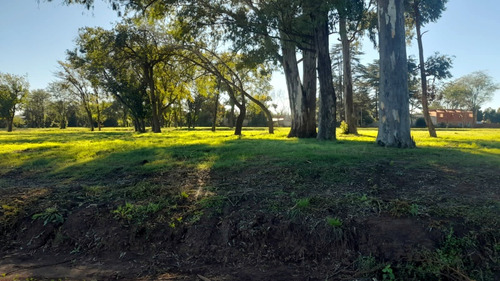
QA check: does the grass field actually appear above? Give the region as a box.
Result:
[0,127,499,280]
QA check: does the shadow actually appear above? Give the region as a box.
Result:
[0,128,499,280]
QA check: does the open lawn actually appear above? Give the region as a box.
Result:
[0,127,499,280]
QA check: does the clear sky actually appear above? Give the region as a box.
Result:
[1,0,499,111]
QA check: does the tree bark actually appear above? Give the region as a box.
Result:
[339,15,358,134]
[281,33,317,138]
[414,2,437,137]
[316,16,337,140]
[376,0,415,148]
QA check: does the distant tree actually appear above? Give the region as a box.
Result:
[376,0,415,148]
[358,59,380,120]
[407,0,448,137]
[0,73,29,132]
[56,61,97,131]
[47,81,74,129]
[482,107,500,123]
[23,89,51,128]
[441,71,499,126]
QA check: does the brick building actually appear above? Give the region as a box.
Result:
[428,109,473,127]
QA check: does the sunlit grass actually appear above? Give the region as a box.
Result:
[0,127,499,185]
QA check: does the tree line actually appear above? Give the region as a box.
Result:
[1,0,498,146]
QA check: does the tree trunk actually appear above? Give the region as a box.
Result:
[96,94,102,131]
[212,93,219,132]
[302,46,318,137]
[414,2,437,137]
[316,16,337,140]
[240,90,274,134]
[339,15,358,134]
[234,93,246,136]
[145,65,161,133]
[376,0,415,148]
[7,118,13,132]
[281,34,317,138]
[85,107,94,132]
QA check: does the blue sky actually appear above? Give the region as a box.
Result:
[1,0,499,110]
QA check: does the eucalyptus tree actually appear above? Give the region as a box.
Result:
[406,0,447,137]
[335,0,376,135]
[0,73,29,132]
[376,0,415,148]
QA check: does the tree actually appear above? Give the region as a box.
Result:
[0,73,29,132]
[335,0,375,135]
[47,81,74,129]
[23,89,51,128]
[441,71,499,125]
[407,0,447,137]
[56,61,97,131]
[376,0,415,148]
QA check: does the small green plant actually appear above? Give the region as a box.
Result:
[382,264,396,281]
[180,191,189,199]
[112,202,135,220]
[112,202,164,222]
[326,216,343,228]
[340,121,349,134]
[32,207,64,226]
[295,198,311,209]
[409,203,419,216]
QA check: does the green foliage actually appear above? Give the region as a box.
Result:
[112,202,164,222]
[382,264,396,281]
[326,217,343,228]
[32,207,64,226]
[295,198,311,210]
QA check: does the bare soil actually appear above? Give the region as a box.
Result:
[0,159,499,280]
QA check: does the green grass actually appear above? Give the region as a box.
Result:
[0,127,499,280]
[1,127,498,183]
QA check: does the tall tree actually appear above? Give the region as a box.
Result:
[0,73,29,132]
[376,0,415,148]
[406,0,447,137]
[335,0,374,135]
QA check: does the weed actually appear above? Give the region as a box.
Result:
[295,198,311,210]
[112,202,135,221]
[409,203,420,216]
[382,264,396,281]
[326,217,343,228]
[112,201,164,222]
[32,207,64,226]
